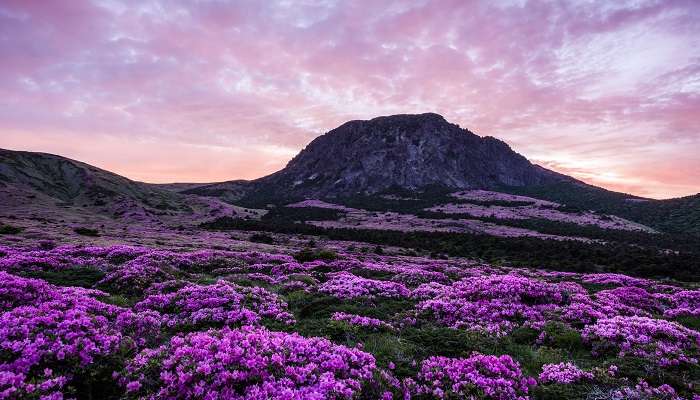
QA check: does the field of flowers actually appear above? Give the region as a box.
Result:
[0,243,698,399]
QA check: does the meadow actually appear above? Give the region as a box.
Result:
[0,242,698,399]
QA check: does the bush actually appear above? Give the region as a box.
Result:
[0,224,22,235]
[293,248,338,262]
[20,267,106,288]
[249,233,275,244]
[74,227,100,236]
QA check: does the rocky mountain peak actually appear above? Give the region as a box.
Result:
[251,113,571,199]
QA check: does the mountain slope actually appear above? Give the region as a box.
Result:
[0,149,178,206]
[1,112,697,235]
[247,113,573,201]
[505,182,700,235]
[0,149,251,224]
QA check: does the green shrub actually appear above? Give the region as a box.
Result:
[20,267,105,288]
[674,315,700,330]
[531,383,590,400]
[249,233,275,244]
[73,227,100,236]
[541,321,585,353]
[0,224,22,235]
[293,248,338,262]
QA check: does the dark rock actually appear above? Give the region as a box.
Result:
[251,113,571,198]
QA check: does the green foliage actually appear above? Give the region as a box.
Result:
[0,224,22,235]
[399,326,495,359]
[19,267,105,288]
[674,315,700,330]
[249,233,275,244]
[203,216,700,281]
[531,383,591,400]
[293,248,338,262]
[541,322,586,353]
[74,227,100,236]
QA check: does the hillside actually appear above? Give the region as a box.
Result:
[0,149,256,225]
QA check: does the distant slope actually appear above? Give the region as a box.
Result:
[504,182,700,235]
[0,149,170,203]
[178,180,251,203]
[0,149,251,224]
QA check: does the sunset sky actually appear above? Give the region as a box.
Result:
[1,0,698,199]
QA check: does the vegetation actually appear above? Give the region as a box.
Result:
[203,216,700,281]
[293,248,339,262]
[249,233,275,244]
[73,227,100,236]
[0,224,22,235]
[503,182,700,235]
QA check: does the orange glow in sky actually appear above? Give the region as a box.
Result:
[1,0,698,199]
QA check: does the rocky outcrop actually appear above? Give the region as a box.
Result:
[250,113,571,199]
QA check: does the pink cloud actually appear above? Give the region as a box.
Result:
[0,0,698,199]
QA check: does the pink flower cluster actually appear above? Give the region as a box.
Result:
[451,190,560,207]
[414,354,535,399]
[0,272,157,399]
[431,191,653,232]
[538,362,593,384]
[319,272,410,299]
[0,247,106,274]
[582,316,700,367]
[331,312,393,331]
[97,252,180,295]
[1,243,699,398]
[661,290,700,318]
[581,273,654,287]
[611,379,682,400]
[134,280,295,329]
[415,274,578,335]
[120,325,377,399]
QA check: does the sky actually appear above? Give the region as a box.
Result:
[0,0,698,199]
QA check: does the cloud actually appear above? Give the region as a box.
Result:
[0,0,698,198]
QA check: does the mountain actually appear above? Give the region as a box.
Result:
[1,113,697,235]
[247,113,573,201]
[0,149,251,225]
[0,149,176,205]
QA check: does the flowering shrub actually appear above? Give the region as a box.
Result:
[414,354,535,399]
[538,362,593,384]
[611,379,681,400]
[97,252,183,295]
[393,269,450,286]
[662,289,700,318]
[0,247,106,274]
[581,273,653,287]
[134,280,294,329]
[319,272,410,299]
[331,312,394,331]
[1,243,698,398]
[411,282,449,300]
[560,296,607,325]
[582,316,700,367]
[416,275,575,335]
[0,274,129,399]
[594,286,662,317]
[120,326,377,399]
[0,271,107,309]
